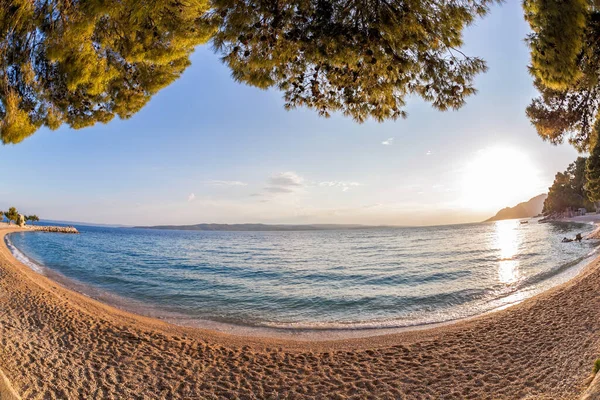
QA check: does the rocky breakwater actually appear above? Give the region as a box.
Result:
[27,225,79,234]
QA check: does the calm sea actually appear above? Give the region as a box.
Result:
[6,220,599,331]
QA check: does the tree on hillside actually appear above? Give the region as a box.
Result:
[4,207,19,225]
[212,0,499,122]
[543,157,593,214]
[0,0,215,144]
[524,1,600,153]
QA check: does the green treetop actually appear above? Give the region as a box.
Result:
[4,207,19,224]
[524,2,600,153]
[25,215,40,225]
[543,157,593,214]
[212,0,499,122]
[0,0,506,142]
[0,0,215,144]
[586,137,600,202]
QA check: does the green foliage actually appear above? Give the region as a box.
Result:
[543,157,593,214]
[0,0,502,138]
[25,215,40,225]
[525,5,600,152]
[212,0,499,122]
[594,358,600,374]
[0,0,215,144]
[523,0,588,90]
[4,207,19,224]
[586,140,600,203]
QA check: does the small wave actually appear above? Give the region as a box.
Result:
[517,254,591,289]
[5,235,44,274]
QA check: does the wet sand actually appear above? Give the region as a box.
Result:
[1,227,600,399]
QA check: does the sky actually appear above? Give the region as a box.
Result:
[0,2,582,227]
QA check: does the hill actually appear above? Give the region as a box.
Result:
[134,223,381,231]
[485,194,547,222]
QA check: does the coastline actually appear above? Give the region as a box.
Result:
[1,227,600,398]
[5,220,598,341]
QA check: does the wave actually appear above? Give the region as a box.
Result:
[5,235,44,274]
[5,224,600,333]
[516,253,593,290]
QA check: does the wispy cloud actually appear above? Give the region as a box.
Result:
[268,172,304,187]
[257,171,306,196]
[204,180,247,186]
[319,181,361,192]
[382,138,394,145]
[187,193,196,202]
[264,186,295,194]
[257,172,361,197]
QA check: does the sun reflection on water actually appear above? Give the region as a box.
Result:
[494,220,521,284]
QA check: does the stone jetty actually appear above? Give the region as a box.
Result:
[27,225,79,234]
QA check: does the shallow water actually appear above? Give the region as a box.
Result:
[7,220,599,330]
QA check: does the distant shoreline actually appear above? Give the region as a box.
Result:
[133,223,391,232]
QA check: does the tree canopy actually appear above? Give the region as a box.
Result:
[25,215,39,224]
[543,157,594,215]
[212,0,499,122]
[524,1,600,153]
[0,0,215,144]
[586,140,600,202]
[0,0,500,143]
[3,206,19,224]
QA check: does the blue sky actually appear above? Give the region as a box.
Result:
[0,2,581,226]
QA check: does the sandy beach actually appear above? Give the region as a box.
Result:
[1,226,600,399]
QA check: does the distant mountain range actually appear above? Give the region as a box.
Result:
[485,194,547,222]
[134,223,383,231]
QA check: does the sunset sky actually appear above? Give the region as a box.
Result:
[0,1,581,226]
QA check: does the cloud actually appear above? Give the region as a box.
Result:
[259,171,306,196]
[426,150,432,156]
[381,138,394,145]
[363,203,383,209]
[264,186,295,194]
[204,180,247,186]
[260,172,361,196]
[319,181,361,191]
[187,193,196,202]
[268,172,304,187]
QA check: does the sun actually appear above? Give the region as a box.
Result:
[460,146,542,211]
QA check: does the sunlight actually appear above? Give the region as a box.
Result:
[494,220,521,284]
[460,146,541,211]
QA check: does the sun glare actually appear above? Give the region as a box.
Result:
[494,220,521,284]
[460,146,541,211]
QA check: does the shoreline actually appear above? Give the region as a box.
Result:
[5,220,599,341]
[2,227,600,398]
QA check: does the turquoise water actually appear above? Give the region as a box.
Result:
[6,220,598,330]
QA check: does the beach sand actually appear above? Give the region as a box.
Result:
[1,227,600,399]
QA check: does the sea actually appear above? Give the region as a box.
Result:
[6,220,599,334]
